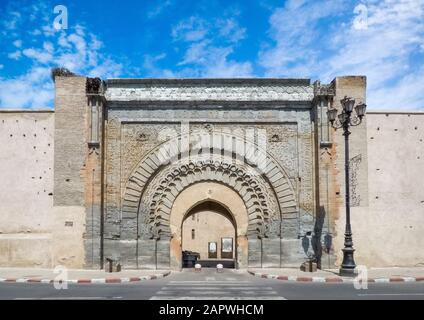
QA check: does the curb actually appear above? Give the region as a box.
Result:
[248,271,424,284]
[0,271,171,285]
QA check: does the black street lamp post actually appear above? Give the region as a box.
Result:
[327,96,366,276]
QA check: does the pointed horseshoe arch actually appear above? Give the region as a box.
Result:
[169,182,249,269]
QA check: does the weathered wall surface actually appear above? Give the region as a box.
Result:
[52,76,89,268]
[330,77,370,267]
[2,75,422,270]
[104,79,316,269]
[314,76,369,269]
[0,111,55,267]
[345,112,424,267]
[0,76,103,269]
[182,209,235,260]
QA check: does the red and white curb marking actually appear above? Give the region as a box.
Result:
[0,271,171,284]
[248,271,424,283]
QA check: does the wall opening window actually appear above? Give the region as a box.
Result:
[191,229,195,240]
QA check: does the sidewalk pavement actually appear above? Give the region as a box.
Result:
[248,267,424,283]
[2,266,423,285]
[0,267,171,284]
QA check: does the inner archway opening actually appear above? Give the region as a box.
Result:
[181,201,236,269]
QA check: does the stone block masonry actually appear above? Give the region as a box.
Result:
[0,75,422,270]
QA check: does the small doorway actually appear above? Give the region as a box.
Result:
[208,242,218,258]
[181,201,236,268]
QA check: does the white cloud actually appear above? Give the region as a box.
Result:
[172,16,209,42]
[179,40,210,65]
[1,22,122,108]
[201,47,252,77]
[259,0,424,110]
[30,29,42,36]
[58,33,71,48]
[176,42,252,77]
[0,64,4,70]
[87,58,122,78]
[259,0,344,76]
[170,15,251,77]
[142,53,176,77]
[369,64,424,110]
[41,24,56,37]
[13,39,22,48]
[43,42,54,52]
[172,15,246,44]
[51,26,122,78]
[143,53,167,69]
[147,0,173,18]
[7,50,21,60]
[22,48,53,64]
[217,18,246,43]
[326,0,424,109]
[0,67,54,108]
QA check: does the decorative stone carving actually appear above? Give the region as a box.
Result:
[100,79,319,270]
[270,134,281,143]
[105,81,314,102]
[121,132,298,241]
[136,132,148,142]
[349,154,362,207]
[203,123,213,133]
[313,80,335,99]
[143,157,275,239]
[260,124,298,176]
[120,124,182,182]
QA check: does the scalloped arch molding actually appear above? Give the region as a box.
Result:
[119,132,299,269]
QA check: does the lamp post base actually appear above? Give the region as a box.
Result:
[339,267,357,277]
[339,247,357,276]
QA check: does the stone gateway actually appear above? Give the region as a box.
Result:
[101,78,311,270]
[0,75,423,270]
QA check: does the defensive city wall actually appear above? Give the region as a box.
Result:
[0,75,423,269]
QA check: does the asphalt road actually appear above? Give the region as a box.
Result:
[0,268,423,300]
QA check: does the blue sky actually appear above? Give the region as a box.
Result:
[0,0,423,109]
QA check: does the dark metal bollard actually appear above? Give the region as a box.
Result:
[106,258,121,273]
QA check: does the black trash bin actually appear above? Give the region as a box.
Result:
[182,250,200,268]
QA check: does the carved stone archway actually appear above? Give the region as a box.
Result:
[170,182,248,269]
[141,157,277,239]
[120,131,298,269]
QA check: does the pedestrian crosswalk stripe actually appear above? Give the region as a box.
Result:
[166,284,251,286]
[162,286,275,290]
[168,281,250,285]
[152,274,286,300]
[157,290,279,295]
[166,284,255,287]
[150,296,286,300]
[169,280,250,283]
